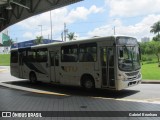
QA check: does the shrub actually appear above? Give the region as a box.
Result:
[142,56,147,61]
[147,57,152,61]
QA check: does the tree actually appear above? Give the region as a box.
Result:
[140,42,148,54]
[140,41,160,65]
[9,39,14,46]
[0,43,3,46]
[35,36,43,45]
[3,39,14,46]
[152,35,160,41]
[149,41,160,63]
[140,42,152,55]
[150,21,160,41]
[67,32,76,41]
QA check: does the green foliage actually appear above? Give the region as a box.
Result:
[67,32,76,41]
[147,57,152,61]
[149,41,160,62]
[153,35,160,41]
[141,56,147,61]
[141,54,157,65]
[140,41,160,63]
[150,20,160,40]
[2,39,14,46]
[35,36,43,45]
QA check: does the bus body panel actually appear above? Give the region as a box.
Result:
[10,50,19,78]
[10,63,19,77]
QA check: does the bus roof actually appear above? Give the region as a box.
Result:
[11,35,136,51]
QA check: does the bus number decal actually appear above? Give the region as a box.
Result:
[61,66,78,72]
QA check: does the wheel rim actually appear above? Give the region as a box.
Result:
[84,80,93,89]
[30,74,36,82]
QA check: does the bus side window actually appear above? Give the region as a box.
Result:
[109,48,114,67]
[61,45,78,62]
[109,55,114,66]
[37,48,48,62]
[50,53,54,66]
[79,43,97,62]
[50,53,59,66]
[101,48,107,66]
[55,54,59,66]
[27,50,36,62]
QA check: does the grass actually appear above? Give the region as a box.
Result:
[0,54,10,66]
[141,54,160,80]
[141,63,160,80]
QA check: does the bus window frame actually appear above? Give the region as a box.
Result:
[36,48,48,62]
[61,45,78,62]
[79,42,97,62]
[27,49,37,63]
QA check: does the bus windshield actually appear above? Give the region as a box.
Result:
[118,45,140,71]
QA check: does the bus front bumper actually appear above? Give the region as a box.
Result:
[117,77,142,90]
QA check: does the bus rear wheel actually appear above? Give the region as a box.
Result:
[82,76,95,89]
[29,72,37,83]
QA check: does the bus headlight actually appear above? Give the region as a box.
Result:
[137,73,141,79]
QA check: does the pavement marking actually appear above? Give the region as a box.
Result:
[91,96,160,104]
[116,98,160,104]
[31,91,69,96]
[0,82,69,96]
[145,98,160,101]
[0,69,7,72]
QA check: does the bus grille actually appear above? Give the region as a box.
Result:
[125,71,139,76]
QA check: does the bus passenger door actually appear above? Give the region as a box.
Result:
[50,51,60,83]
[100,47,115,88]
[108,47,115,88]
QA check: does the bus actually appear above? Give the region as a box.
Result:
[10,36,142,90]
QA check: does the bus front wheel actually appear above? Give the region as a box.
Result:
[29,72,37,83]
[82,76,95,89]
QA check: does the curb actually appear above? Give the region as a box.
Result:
[142,80,160,84]
[0,69,7,72]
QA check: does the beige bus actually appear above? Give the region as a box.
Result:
[10,36,142,90]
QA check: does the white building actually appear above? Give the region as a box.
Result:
[141,37,150,42]
[0,47,10,54]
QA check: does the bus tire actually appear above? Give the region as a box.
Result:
[29,72,37,83]
[82,76,95,89]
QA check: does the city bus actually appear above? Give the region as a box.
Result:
[10,36,142,90]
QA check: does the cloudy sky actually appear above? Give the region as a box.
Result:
[8,0,160,42]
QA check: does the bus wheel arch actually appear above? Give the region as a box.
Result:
[29,71,37,83]
[81,74,95,89]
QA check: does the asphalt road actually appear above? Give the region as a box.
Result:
[0,66,160,120]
